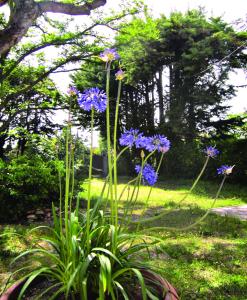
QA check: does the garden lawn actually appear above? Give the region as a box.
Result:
[79,177,247,210]
[1,178,247,299]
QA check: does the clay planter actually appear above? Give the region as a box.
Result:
[139,270,179,300]
[0,276,43,300]
[1,272,179,300]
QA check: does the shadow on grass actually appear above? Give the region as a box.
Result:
[0,224,42,289]
[133,206,247,238]
[158,259,247,300]
[149,236,247,299]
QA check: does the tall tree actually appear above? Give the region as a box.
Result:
[0,64,61,157]
[72,10,246,178]
[115,10,247,141]
[0,0,142,156]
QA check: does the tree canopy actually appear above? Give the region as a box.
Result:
[72,9,247,180]
[0,0,142,156]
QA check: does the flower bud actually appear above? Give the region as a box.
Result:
[100,48,120,62]
[67,86,78,96]
[115,69,125,81]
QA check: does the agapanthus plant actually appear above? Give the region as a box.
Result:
[144,135,171,152]
[217,165,234,175]
[115,69,125,80]
[3,47,234,300]
[100,48,120,62]
[135,163,158,186]
[204,146,220,158]
[78,87,107,112]
[119,128,143,147]
[67,85,78,96]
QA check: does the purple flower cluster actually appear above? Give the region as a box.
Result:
[78,87,107,112]
[204,146,219,158]
[135,164,158,186]
[100,48,120,62]
[119,129,142,148]
[142,135,171,153]
[217,165,234,175]
[119,129,171,153]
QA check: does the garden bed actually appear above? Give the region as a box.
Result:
[1,180,247,299]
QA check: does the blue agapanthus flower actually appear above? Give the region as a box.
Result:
[217,165,234,175]
[119,129,143,147]
[144,135,171,153]
[100,48,120,62]
[135,163,158,186]
[205,146,219,158]
[78,87,107,112]
[135,136,149,149]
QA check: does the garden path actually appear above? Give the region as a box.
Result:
[211,205,247,220]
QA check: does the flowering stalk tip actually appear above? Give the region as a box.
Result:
[119,128,143,148]
[135,163,158,186]
[115,69,125,80]
[217,165,234,175]
[205,146,219,158]
[67,85,78,96]
[140,135,171,153]
[100,48,120,62]
[78,87,107,112]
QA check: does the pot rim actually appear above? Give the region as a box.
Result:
[1,272,179,300]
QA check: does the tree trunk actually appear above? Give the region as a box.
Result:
[0,0,106,57]
[0,0,41,57]
[157,68,164,125]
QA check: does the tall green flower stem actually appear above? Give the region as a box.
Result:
[113,79,122,228]
[139,175,227,232]
[69,144,75,214]
[55,137,63,235]
[100,146,129,213]
[135,155,210,225]
[186,155,210,195]
[106,63,114,225]
[86,108,94,252]
[125,150,156,221]
[118,176,139,203]
[64,114,72,244]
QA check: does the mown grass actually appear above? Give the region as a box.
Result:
[79,177,247,210]
[0,224,43,294]
[80,177,247,299]
[1,178,247,299]
[145,217,247,300]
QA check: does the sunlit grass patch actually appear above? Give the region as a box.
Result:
[80,177,247,210]
[0,225,44,293]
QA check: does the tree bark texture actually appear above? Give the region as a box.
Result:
[0,0,106,57]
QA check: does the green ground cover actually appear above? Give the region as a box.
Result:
[80,177,247,210]
[1,179,247,299]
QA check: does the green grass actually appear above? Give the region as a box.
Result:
[0,224,43,293]
[79,177,247,210]
[80,178,247,299]
[1,178,247,299]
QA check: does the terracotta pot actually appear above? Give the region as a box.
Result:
[1,280,26,300]
[1,273,179,300]
[0,277,43,300]
[139,270,179,300]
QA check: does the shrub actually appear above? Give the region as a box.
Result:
[0,155,60,222]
